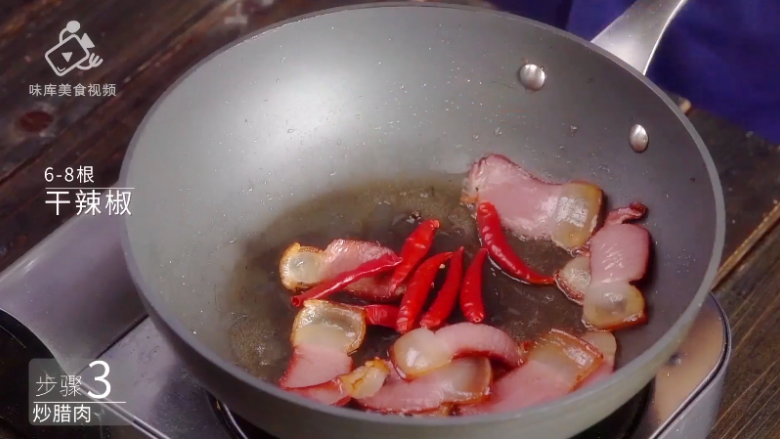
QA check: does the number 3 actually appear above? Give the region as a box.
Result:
[87,360,111,399]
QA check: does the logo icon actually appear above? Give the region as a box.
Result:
[44,21,103,77]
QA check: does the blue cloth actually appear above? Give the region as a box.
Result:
[493,0,780,143]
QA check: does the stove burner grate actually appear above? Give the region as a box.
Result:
[212,398,273,439]
[210,387,649,439]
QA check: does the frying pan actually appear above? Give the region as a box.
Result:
[119,1,725,438]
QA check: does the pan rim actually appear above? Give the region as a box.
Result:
[119,1,726,430]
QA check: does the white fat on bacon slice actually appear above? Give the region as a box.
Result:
[340,359,392,399]
[359,357,492,414]
[281,300,367,391]
[554,255,591,305]
[579,332,617,388]
[462,154,602,250]
[279,240,403,301]
[391,323,523,379]
[458,329,602,415]
[391,327,453,379]
[291,299,367,354]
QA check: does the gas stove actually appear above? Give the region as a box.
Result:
[0,204,730,439]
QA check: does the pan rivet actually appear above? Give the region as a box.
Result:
[518,64,546,91]
[629,124,649,152]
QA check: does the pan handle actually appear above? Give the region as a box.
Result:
[590,0,689,75]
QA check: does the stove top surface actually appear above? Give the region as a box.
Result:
[0,207,731,439]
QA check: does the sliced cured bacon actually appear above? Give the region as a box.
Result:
[359,357,492,414]
[436,323,524,367]
[391,323,523,379]
[290,359,391,405]
[584,206,649,330]
[279,344,353,389]
[589,224,650,285]
[279,240,404,301]
[281,300,365,391]
[289,380,352,406]
[553,204,650,330]
[457,329,602,415]
[462,154,602,250]
[605,202,648,226]
[579,332,617,387]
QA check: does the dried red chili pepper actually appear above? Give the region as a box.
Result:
[396,252,453,333]
[388,219,440,293]
[419,247,465,329]
[291,254,402,307]
[363,304,400,328]
[460,247,488,323]
[476,202,554,285]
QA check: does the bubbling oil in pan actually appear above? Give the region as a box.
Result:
[225,177,588,386]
